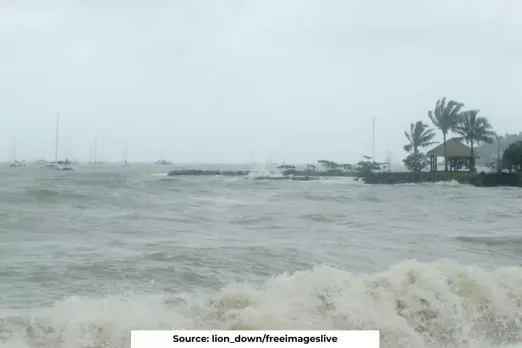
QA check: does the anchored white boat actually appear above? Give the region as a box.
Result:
[44,114,75,171]
[121,142,130,167]
[154,148,172,165]
[89,138,104,164]
[8,135,26,167]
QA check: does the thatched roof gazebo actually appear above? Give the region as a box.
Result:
[426,138,476,171]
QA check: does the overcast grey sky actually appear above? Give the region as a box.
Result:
[1,0,521,163]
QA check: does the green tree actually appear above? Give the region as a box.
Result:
[453,110,495,171]
[341,163,353,172]
[428,97,464,171]
[355,156,381,176]
[317,160,340,172]
[476,132,522,163]
[305,164,317,172]
[403,121,437,156]
[502,141,522,172]
[403,121,437,172]
[403,153,429,172]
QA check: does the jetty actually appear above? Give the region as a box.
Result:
[167,169,355,177]
[167,169,319,181]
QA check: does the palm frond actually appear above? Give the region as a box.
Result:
[453,109,496,146]
[429,98,464,134]
[404,130,413,144]
[420,141,438,148]
[404,120,438,152]
[418,128,437,143]
[428,110,439,128]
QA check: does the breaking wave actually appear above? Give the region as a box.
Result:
[1,260,522,348]
[433,180,464,186]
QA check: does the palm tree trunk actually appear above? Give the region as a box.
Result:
[470,142,474,172]
[443,133,448,171]
[414,147,418,172]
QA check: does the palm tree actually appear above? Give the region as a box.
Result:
[404,121,438,155]
[453,109,496,171]
[428,98,464,171]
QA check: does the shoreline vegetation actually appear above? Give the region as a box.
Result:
[167,166,522,187]
[391,96,521,187]
[169,97,522,188]
[167,158,380,182]
[8,99,521,188]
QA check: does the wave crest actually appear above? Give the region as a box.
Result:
[1,260,522,347]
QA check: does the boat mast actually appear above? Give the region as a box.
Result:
[55,113,59,162]
[123,142,128,163]
[372,117,375,161]
[12,135,17,162]
[94,138,98,164]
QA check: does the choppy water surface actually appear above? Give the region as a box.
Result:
[1,164,521,348]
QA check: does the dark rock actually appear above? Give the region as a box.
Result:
[476,171,521,187]
[360,171,522,188]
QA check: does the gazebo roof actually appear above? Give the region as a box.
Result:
[426,138,476,158]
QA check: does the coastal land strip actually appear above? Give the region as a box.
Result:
[167,169,522,187]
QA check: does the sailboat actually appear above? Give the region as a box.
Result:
[121,142,130,167]
[9,135,26,167]
[44,113,74,171]
[154,148,172,165]
[89,139,104,164]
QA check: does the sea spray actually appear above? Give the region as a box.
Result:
[1,260,522,347]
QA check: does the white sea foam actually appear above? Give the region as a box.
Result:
[432,180,464,186]
[149,172,168,177]
[245,163,285,179]
[1,260,521,348]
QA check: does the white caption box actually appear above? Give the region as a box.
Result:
[131,330,379,348]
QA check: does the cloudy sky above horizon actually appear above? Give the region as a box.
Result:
[1,0,521,163]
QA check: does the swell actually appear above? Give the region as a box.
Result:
[455,235,522,247]
[7,175,193,205]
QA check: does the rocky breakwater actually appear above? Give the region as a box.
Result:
[168,169,355,177]
[168,169,249,176]
[167,169,318,181]
[468,171,522,187]
[360,171,522,187]
[281,169,356,177]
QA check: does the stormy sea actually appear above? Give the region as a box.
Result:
[1,163,521,348]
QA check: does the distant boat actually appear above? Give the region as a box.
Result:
[154,148,172,165]
[88,138,104,164]
[33,159,48,165]
[47,159,74,171]
[44,113,75,171]
[58,158,75,171]
[154,159,172,165]
[121,142,130,167]
[8,135,26,167]
[9,160,26,168]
